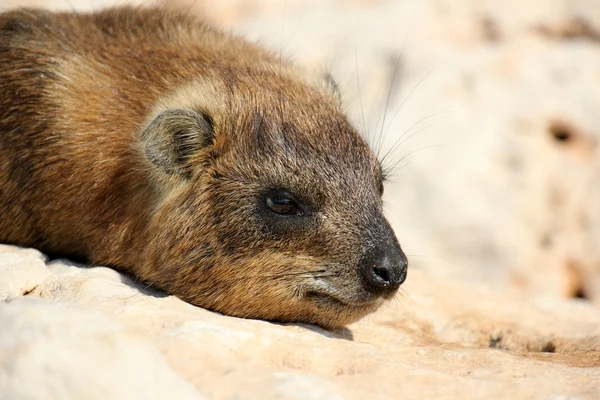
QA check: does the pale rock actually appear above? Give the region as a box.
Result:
[0,255,597,399]
[0,245,49,300]
[0,298,204,400]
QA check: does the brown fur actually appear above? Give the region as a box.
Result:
[0,6,405,328]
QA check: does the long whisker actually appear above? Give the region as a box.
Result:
[354,47,368,144]
[64,0,76,12]
[277,1,288,129]
[121,281,155,300]
[380,111,451,167]
[382,125,435,177]
[382,162,412,182]
[394,287,415,306]
[182,0,199,18]
[380,57,448,146]
[383,143,446,179]
[227,270,337,283]
[376,50,404,158]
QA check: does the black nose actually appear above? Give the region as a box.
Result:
[360,245,408,293]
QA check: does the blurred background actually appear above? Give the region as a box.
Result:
[3,0,600,304]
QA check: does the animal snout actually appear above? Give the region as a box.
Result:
[360,244,408,293]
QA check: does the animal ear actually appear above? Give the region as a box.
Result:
[321,72,342,104]
[300,68,342,105]
[141,109,214,177]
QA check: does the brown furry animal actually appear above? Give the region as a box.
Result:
[0,6,407,328]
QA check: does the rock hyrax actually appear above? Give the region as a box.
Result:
[0,6,407,328]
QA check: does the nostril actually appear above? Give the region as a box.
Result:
[360,247,408,293]
[372,265,391,284]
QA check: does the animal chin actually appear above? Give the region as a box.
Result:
[305,290,384,310]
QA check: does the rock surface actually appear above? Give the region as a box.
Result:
[1,244,599,399]
[2,0,600,399]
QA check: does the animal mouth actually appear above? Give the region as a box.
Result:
[305,290,382,309]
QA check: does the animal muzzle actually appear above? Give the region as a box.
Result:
[359,241,408,294]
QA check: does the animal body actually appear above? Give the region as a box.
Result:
[0,6,407,328]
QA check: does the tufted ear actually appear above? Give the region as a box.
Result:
[141,109,214,177]
[321,72,342,104]
[299,68,342,105]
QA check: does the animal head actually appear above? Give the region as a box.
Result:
[137,67,407,328]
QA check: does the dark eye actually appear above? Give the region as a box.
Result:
[266,192,301,215]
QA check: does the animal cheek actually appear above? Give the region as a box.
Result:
[209,279,305,321]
